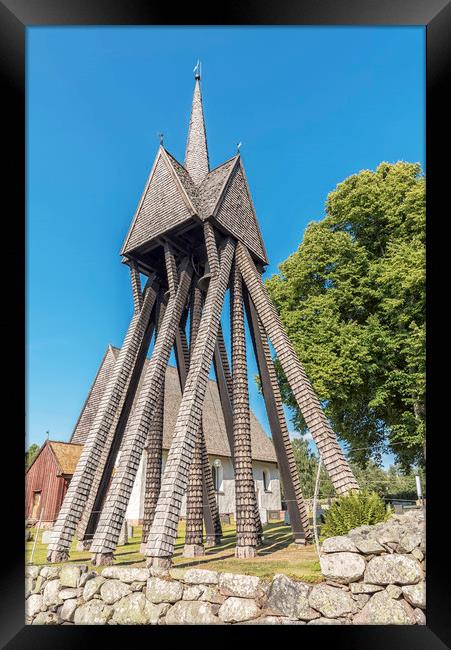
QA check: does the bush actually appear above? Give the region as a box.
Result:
[320,490,392,539]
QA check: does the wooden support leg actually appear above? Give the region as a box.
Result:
[231,264,260,558]
[144,238,236,568]
[213,326,263,543]
[212,331,235,455]
[184,286,224,553]
[130,261,143,312]
[182,288,205,557]
[141,383,165,548]
[183,436,204,556]
[237,243,359,495]
[141,298,167,549]
[89,258,193,565]
[77,266,150,548]
[200,434,222,545]
[46,277,158,562]
[174,322,221,547]
[76,304,156,546]
[244,288,312,544]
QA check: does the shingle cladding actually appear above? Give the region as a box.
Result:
[70,346,117,445]
[71,346,276,463]
[164,149,200,212]
[184,78,210,185]
[196,157,237,219]
[122,153,193,255]
[213,161,268,264]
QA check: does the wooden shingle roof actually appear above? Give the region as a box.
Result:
[49,441,83,475]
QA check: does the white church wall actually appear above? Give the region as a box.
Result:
[124,451,145,523]
[123,450,281,524]
[253,460,282,514]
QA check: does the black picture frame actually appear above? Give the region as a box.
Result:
[2,1,449,647]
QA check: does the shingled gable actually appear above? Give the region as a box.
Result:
[70,345,277,464]
[120,146,197,256]
[210,156,268,264]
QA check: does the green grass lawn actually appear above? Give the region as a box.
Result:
[26,520,322,582]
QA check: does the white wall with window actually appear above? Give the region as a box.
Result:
[125,450,281,523]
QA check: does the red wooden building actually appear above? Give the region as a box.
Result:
[25,441,83,525]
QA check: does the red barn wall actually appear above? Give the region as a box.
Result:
[25,445,68,523]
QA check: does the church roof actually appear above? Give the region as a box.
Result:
[49,441,83,474]
[71,346,277,464]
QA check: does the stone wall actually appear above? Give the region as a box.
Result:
[25,509,425,625]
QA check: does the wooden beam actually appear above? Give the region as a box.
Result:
[89,259,193,564]
[231,264,260,557]
[244,288,311,543]
[47,275,159,562]
[78,302,157,543]
[173,323,220,546]
[237,242,359,495]
[144,239,235,567]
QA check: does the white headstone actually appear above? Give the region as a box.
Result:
[42,530,54,545]
[415,475,423,499]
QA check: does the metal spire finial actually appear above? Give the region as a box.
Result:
[158,132,164,146]
[193,59,201,80]
[237,141,242,153]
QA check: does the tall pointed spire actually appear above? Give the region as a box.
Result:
[184,64,210,185]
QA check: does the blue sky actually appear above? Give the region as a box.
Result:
[26,26,425,467]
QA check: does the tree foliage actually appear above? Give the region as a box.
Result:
[266,162,425,469]
[291,435,425,500]
[25,443,40,469]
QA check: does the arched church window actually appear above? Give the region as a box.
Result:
[263,469,271,492]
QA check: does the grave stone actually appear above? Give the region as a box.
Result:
[42,530,53,545]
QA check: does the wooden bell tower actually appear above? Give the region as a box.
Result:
[47,67,359,567]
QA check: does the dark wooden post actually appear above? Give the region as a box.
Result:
[90,256,193,565]
[47,276,159,562]
[144,238,235,569]
[141,297,167,549]
[213,327,263,543]
[243,287,312,543]
[173,311,222,548]
[231,264,260,558]
[78,301,157,548]
[183,287,206,556]
[237,242,359,495]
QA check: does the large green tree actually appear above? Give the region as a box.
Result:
[266,162,425,469]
